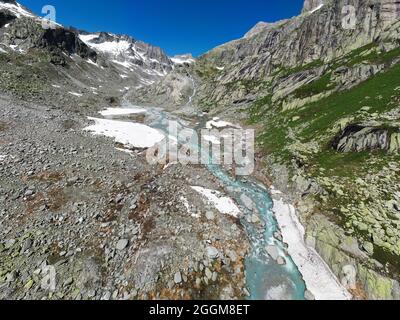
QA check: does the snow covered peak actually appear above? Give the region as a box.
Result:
[302,0,326,14]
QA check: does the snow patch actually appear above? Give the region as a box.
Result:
[0,155,6,161]
[68,92,83,97]
[272,194,352,300]
[84,117,164,149]
[191,186,241,218]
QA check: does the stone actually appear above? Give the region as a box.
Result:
[195,278,201,286]
[226,250,237,262]
[363,242,374,255]
[6,271,16,283]
[63,277,73,287]
[24,189,35,197]
[25,279,34,290]
[273,232,283,242]
[22,238,33,251]
[116,239,129,251]
[240,194,254,210]
[5,239,16,249]
[115,194,124,203]
[251,214,260,224]
[205,268,213,280]
[206,246,219,259]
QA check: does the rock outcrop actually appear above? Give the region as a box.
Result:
[333,124,400,153]
[188,0,400,108]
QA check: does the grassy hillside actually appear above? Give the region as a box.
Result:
[249,47,400,276]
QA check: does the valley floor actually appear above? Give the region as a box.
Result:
[0,94,249,300]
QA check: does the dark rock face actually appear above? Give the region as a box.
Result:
[0,10,16,28]
[39,29,97,61]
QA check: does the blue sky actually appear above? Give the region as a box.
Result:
[19,0,304,56]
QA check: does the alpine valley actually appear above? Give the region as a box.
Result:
[1,0,400,300]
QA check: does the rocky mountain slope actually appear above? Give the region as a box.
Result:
[2,0,400,300]
[133,0,400,299]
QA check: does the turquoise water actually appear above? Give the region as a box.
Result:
[207,164,306,300]
[120,103,306,300]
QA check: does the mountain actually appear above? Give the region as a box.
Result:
[78,31,173,76]
[132,0,400,299]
